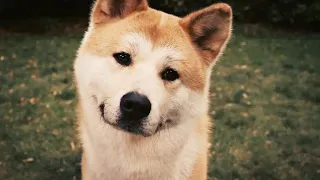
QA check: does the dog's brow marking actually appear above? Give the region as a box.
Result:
[121,33,152,56]
[121,34,182,65]
[149,46,182,67]
[154,46,181,60]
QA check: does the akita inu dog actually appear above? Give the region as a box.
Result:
[73,0,232,179]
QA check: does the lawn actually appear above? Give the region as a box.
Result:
[0,24,319,180]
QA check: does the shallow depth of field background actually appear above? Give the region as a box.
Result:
[0,0,319,179]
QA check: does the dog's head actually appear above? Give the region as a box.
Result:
[74,0,232,137]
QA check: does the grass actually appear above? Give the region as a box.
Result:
[0,24,319,180]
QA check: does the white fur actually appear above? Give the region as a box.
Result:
[74,32,207,179]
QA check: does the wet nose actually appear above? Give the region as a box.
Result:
[120,92,151,120]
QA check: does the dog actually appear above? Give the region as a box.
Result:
[73,0,232,179]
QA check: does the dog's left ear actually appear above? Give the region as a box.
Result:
[180,3,233,66]
[91,0,149,24]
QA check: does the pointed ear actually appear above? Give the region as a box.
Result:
[180,3,233,66]
[90,0,149,24]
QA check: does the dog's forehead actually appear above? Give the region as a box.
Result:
[83,9,195,59]
[120,32,183,61]
[117,10,196,61]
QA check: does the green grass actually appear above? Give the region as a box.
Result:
[0,25,319,180]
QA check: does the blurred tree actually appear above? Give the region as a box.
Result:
[0,0,319,30]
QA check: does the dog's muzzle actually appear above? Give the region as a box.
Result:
[100,91,153,136]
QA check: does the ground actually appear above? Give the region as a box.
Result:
[0,24,319,180]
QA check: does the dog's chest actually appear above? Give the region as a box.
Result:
[87,156,177,180]
[82,127,199,180]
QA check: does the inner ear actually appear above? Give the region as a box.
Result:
[180,3,233,65]
[91,0,149,24]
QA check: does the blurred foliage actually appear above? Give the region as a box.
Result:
[0,0,319,30]
[149,0,320,29]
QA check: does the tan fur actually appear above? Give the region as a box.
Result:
[189,152,208,180]
[74,0,232,179]
[188,115,212,179]
[81,152,87,180]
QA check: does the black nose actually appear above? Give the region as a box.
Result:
[120,92,151,120]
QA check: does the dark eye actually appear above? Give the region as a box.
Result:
[161,68,180,82]
[113,52,132,66]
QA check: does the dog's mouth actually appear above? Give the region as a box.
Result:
[99,103,105,118]
[99,103,173,137]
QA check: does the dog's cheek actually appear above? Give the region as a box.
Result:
[169,87,206,121]
[90,57,123,99]
[162,87,189,122]
[184,92,207,119]
[74,56,100,97]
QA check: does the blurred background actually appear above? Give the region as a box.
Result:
[1,0,320,33]
[0,0,319,180]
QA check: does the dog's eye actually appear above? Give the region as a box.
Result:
[161,68,180,82]
[113,52,132,66]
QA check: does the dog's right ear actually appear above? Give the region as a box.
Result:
[90,0,149,24]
